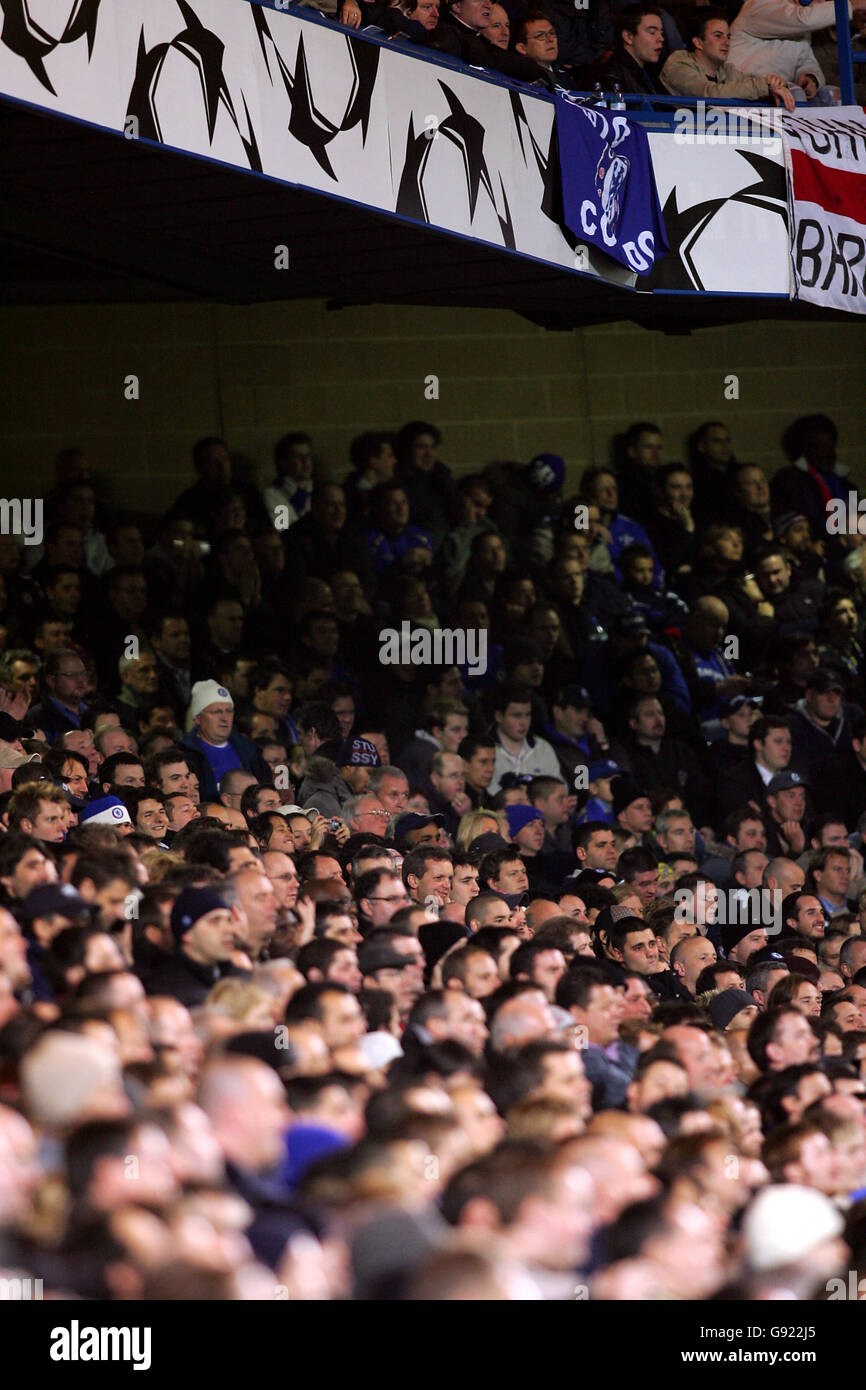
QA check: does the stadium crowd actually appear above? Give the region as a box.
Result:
[316,0,866,105]
[1,413,866,1300]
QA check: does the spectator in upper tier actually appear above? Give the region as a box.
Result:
[580,467,663,587]
[688,420,736,529]
[482,3,509,47]
[342,432,397,523]
[771,414,853,535]
[168,436,268,532]
[615,421,664,522]
[726,464,776,561]
[662,9,796,105]
[484,454,566,572]
[436,477,498,601]
[513,11,574,83]
[754,545,825,638]
[262,433,314,533]
[365,482,434,575]
[646,464,698,580]
[394,421,456,551]
[438,0,552,80]
[729,0,866,102]
[599,4,667,94]
[338,0,464,55]
[542,0,614,70]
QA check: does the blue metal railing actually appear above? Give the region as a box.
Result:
[249,2,786,136]
[836,0,866,104]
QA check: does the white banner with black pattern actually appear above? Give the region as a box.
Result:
[0,0,790,294]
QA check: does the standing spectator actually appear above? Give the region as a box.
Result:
[262,432,314,532]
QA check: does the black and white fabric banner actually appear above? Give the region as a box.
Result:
[0,0,790,295]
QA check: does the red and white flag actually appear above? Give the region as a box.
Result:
[778,107,866,315]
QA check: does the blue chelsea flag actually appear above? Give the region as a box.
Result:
[555,98,668,274]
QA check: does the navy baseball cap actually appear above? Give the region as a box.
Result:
[554,684,592,710]
[499,773,534,789]
[720,694,763,717]
[526,453,565,494]
[614,613,651,638]
[469,831,511,854]
[394,812,444,845]
[20,883,91,923]
[588,759,621,781]
[806,668,844,694]
[767,770,809,794]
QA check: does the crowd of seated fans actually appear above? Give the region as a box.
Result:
[1,408,866,1299]
[299,0,866,103]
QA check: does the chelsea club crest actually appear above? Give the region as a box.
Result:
[595,141,630,239]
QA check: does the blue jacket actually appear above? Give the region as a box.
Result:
[365,524,433,573]
[583,639,691,716]
[583,1042,639,1110]
[607,513,663,587]
[27,697,89,747]
[180,728,270,800]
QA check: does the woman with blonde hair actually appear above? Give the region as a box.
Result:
[455,808,506,852]
[205,979,278,1030]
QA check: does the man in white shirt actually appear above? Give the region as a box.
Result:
[262,432,314,531]
[489,683,560,794]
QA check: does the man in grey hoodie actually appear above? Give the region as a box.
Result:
[298,737,381,819]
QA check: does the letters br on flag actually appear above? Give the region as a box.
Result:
[779,107,866,316]
[554,99,669,275]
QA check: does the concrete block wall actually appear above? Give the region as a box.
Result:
[0,300,863,515]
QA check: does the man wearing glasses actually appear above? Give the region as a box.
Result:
[342,794,392,838]
[354,867,411,933]
[28,647,91,745]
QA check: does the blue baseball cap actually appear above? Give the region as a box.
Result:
[394,812,444,845]
[588,760,622,781]
[526,453,565,494]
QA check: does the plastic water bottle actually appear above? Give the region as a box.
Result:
[610,83,626,111]
[592,82,607,106]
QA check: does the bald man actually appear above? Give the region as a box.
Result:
[197,1056,315,1267]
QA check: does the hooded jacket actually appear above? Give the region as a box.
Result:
[297,756,353,819]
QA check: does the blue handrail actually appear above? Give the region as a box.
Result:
[836,0,866,104]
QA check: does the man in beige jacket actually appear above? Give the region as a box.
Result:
[662,9,796,107]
